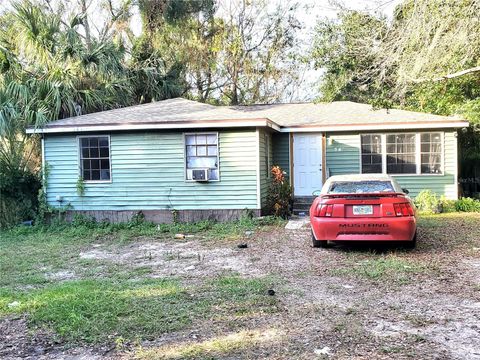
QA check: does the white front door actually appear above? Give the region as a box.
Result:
[293,133,323,196]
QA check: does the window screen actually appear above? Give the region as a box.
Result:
[79,136,110,181]
[185,133,219,180]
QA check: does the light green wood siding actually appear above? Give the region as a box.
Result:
[259,130,273,208]
[44,130,259,210]
[326,133,361,176]
[272,133,290,180]
[325,130,458,199]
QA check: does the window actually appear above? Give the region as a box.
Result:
[361,134,382,173]
[360,132,443,175]
[386,134,416,174]
[421,133,442,174]
[79,136,111,181]
[185,133,219,180]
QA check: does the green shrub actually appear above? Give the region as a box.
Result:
[265,166,292,218]
[455,197,480,212]
[415,191,480,214]
[439,196,456,213]
[71,214,98,228]
[0,166,41,229]
[414,190,441,214]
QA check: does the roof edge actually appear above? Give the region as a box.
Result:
[26,118,281,134]
[280,120,469,133]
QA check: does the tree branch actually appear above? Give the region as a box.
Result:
[412,66,480,83]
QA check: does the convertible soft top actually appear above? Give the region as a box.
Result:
[321,174,404,194]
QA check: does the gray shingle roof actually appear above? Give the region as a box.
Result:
[46,98,249,127]
[230,101,460,127]
[30,97,467,133]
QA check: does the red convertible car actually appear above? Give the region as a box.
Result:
[310,174,417,248]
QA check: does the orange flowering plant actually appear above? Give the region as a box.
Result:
[266,165,292,218]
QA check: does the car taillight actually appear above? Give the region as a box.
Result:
[316,204,333,217]
[393,203,414,216]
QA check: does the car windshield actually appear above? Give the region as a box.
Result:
[328,181,395,194]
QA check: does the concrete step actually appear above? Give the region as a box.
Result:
[293,197,315,205]
[294,196,316,202]
[293,209,309,216]
[292,196,315,216]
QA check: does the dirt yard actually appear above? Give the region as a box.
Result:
[1,213,480,359]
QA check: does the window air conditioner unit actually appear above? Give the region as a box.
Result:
[192,169,209,182]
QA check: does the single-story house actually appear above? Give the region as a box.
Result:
[27,98,469,222]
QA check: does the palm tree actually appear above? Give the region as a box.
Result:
[0,0,187,227]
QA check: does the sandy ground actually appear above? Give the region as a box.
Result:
[2,216,480,359]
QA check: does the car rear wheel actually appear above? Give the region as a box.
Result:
[404,231,417,249]
[311,230,328,248]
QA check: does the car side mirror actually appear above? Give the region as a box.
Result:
[402,188,409,194]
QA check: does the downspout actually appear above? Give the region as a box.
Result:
[256,128,261,211]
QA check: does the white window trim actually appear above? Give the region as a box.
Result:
[77,135,112,184]
[184,132,220,182]
[359,132,445,176]
[265,133,271,178]
[356,133,383,174]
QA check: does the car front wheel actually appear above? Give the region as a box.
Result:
[311,230,328,248]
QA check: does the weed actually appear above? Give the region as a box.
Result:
[76,176,85,196]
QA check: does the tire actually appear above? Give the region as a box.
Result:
[312,230,328,248]
[404,231,417,249]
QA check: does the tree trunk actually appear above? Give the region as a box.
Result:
[79,0,92,51]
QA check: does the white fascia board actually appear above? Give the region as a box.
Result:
[279,121,470,133]
[26,119,282,134]
[26,119,468,134]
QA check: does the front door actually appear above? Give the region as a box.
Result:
[293,133,323,196]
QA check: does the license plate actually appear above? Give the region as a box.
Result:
[353,205,373,215]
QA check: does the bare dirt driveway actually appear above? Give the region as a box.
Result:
[1,213,480,359]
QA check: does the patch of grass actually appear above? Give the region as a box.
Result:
[135,328,282,360]
[404,314,436,327]
[381,346,403,354]
[0,279,196,344]
[417,212,480,251]
[330,253,428,282]
[205,275,279,317]
[0,274,279,345]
